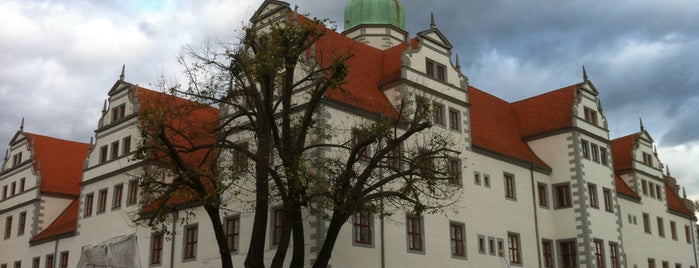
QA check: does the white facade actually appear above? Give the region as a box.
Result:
[1,1,698,268]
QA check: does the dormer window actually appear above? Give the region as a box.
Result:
[426,59,446,81]
[112,104,126,122]
[583,107,598,125]
[642,152,653,167]
[12,152,22,167]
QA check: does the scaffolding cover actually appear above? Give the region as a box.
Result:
[76,234,141,268]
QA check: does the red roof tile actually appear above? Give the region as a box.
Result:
[615,175,640,199]
[511,85,577,138]
[666,183,694,218]
[30,198,79,243]
[611,134,635,173]
[25,133,89,196]
[469,86,549,169]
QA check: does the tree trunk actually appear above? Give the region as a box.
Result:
[312,212,348,268]
[290,205,305,268]
[204,204,234,268]
[270,204,293,268]
[245,119,272,268]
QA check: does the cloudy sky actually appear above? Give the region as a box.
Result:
[1,0,697,196]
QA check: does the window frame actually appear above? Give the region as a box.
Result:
[45,254,54,268]
[19,178,25,193]
[594,239,605,268]
[591,143,600,163]
[478,235,486,254]
[127,180,138,206]
[686,225,692,243]
[122,136,132,155]
[508,232,522,265]
[542,239,554,268]
[554,183,572,209]
[112,183,123,209]
[609,242,620,268]
[405,215,424,253]
[581,139,590,159]
[584,106,598,125]
[97,189,108,214]
[110,141,120,160]
[600,147,608,166]
[183,224,198,260]
[538,183,549,208]
[425,59,447,81]
[559,240,577,268]
[225,216,240,253]
[448,108,461,131]
[150,232,164,265]
[603,188,613,212]
[670,221,678,240]
[643,213,651,234]
[17,211,26,236]
[432,102,445,126]
[488,236,497,256]
[84,193,94,217]
[448,157,462,185]
[449,222,466,259]
[504,173,516,200]
[271,207,284,247]
[59,251,68,268]
[5,216,12,239]
[353,210,374,247]
[32,258,39,268]
[657,217,665,237]
[588,183,599,209]
[99,146,108,163]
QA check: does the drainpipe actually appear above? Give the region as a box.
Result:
[379,138,386,268]
[170,209,179,268]
[528,163,542,268]
[53,238,59,268]
[691,219,698,268]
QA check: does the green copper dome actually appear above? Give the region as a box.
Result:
[344,0,405,31]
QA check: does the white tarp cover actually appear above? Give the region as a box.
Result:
[76,234,141,268]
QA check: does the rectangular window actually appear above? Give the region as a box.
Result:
[656,185,662,200]
[538,183,549,208]
[2,186,7,199]
[387,142,403,170]
[448,109,461,131]
[59,252,68,268]
[609,243,620,268]
[560,241,577,268]
[588,183,599,208]
[643,152,653,167]
[45,255,53,268]
[226,216,240,252]
[183,225,198,260]
[17,212,26,236]
[425,59,446,81]
[11,182,16,196]
[14,262,20,268]
[111,141,120,160]
[32,258,39,268]
[643,213,651,234]
[112,104,125,122]
[406,215,423,252]
[603,188,613,212]
[5,216,12,239]
[99,146,108,163]
[594,240,605,268]
[488,237,496,255]
[542,240,553,268]
[474,172,481,185]
[97,189,107,213]
[84,193,94,217]
[484,174,491,187]
[642,180,649,195]
[12,152,22,167]
[686,225,692,243]
[450,223,465,258]
[433,103,445,126]
[448,158,462,185]
[581,140,590,159]
[649,182,656,198]
[353,130,371,161]
[150,233,163,265]
[232,142,249,172]
[19,178,25,193]
[122,136,131,154]
[417,149,435,180]
[353,210,373,245]
[127,180,138,205]
[584,107,598,125]
[437,65,445,81]
[508,233,521,264]
[600,147,609,166]
[272,208,284,246]
[671,221,678,240]
[112,184,123,209]
[591,144,600,163]
[426,60,434,77]
[649,259,656,268]
[657,217,665,237]
[555,184,572,208]
[663,262,670,268]
[478,235,486,254]
[504,174,516,200]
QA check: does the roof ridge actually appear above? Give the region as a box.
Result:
[25,132,89,146]
[512,83,580,104]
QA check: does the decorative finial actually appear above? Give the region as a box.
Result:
[102,99,108,114]
[120,64,125,81]
[666,165,671,176]
[4,149,8,160]
[582,65,588,82]
[653,145,658,156]
[683,186,687,199]
[430,13,435,29]
[19,117,24,131]
[639,117,645,132]
[89,137,93,146]
[455,53,461,70]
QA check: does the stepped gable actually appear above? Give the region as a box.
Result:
[468,85,549,169]
[26,133,90,196]
[611,134,635,173]
[615,175,640,199]
[296,13,401,118]
[665,183,694,218]
[511,84,577,139]
[30,198,79,244]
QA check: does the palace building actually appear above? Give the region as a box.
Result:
[1,0,697,267]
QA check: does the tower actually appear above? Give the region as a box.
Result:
[343,0,407,49]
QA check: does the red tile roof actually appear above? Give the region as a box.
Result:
[611,134,635,173]
[665,183,694,218]
[469,86,549,169]
[511,85,577,138]
[30,198,79,243]
[25,133,89,196]
[615,175,640,199]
